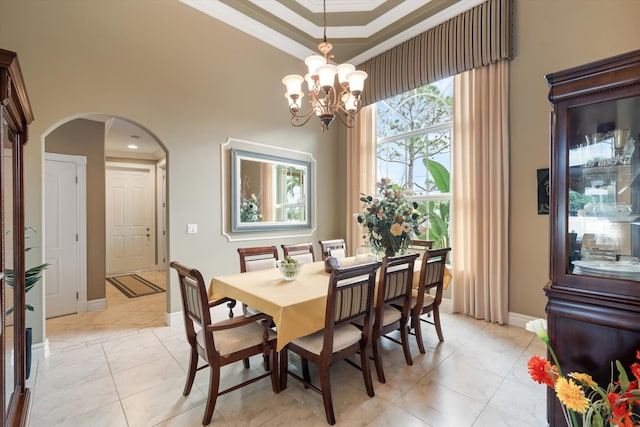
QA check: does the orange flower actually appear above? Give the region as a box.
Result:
[609,392,628,418]
[609,413,636,427]
[528,356,555,387]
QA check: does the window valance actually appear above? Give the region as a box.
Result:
[358,0,511,106]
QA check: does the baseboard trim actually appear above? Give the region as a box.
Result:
[165,311,181,326]
[32,339,48,361]
[507,311,537,329]
[440,297,537,329]
[87,298,106,312]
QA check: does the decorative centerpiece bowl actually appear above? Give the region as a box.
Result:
[278,257,302,281]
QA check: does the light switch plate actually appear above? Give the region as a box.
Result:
[187,224,198,234]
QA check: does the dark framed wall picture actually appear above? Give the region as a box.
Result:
[537,168,550,214]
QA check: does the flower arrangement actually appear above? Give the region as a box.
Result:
[526,318,640,427]
[356,178,424,256]
[240,193,262,222]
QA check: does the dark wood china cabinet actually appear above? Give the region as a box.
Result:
[1,49,33,427]
[545,50,640,427]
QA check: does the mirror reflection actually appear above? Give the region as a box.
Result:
[231,149,312,232]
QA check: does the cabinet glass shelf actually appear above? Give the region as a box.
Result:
[566,96,639,280]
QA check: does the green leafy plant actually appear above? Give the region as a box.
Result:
[5,227,50,315]
[424,159,450,249]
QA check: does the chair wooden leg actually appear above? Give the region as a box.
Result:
[400,320,413,366]
[243,358,250,369]
[183,345,198,396]
[359,346,375,397]
[279,349,289,391]
[413,313,426,354]
[319,364,336,425]
[263,354,270,371]
[433,307,444,342]
[203,367,221,425]
[302,357,311,388]
[372,337,386,384]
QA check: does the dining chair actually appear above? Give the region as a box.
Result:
[318,239,347,261]
[170,261,279,426]
[237,246,279,369]
[370,252,420,383]
[238,246,279,315]
[238,245,280,273]
[410,239,434,249]
[279,261,381,425]
[281,242,315,264]
[409,247,451,353]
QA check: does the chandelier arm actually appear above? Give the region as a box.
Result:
[333,109,355,129]
[290,114,316,128]
[289,104,316,119]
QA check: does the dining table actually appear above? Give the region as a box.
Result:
[209,257,452,351]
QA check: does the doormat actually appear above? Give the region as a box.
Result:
[106,274,165,298]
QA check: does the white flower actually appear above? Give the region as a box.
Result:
[526,318,549,343]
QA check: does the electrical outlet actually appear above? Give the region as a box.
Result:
[187,224,198,234]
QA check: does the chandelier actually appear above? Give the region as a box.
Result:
[282,0,368,131]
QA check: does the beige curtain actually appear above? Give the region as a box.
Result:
[261,163,273,221]
[346,104,377,255]
[452,60,509,323]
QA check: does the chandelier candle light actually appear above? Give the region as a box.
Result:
[282,0,368,131]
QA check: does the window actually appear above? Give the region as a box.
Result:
[376,77,453,248]
[274,165,305,221]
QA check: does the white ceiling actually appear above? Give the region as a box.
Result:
[85,115,165,160]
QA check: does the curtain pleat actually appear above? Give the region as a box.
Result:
[359,0,511,106]
[346,104,377,255]
[452,60,509,323]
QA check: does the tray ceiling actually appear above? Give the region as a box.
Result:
[179,0,488,64]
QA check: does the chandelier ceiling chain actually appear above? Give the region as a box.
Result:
[282,0,368,132]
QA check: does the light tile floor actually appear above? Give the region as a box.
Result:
[26,271,548,426]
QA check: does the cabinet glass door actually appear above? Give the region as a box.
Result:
[566,96,640,281]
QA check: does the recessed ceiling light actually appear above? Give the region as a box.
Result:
[128,144,139,149]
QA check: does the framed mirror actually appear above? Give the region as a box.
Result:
[230,148,312,232]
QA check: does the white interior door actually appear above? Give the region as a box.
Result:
[106,163,155,274]
[45,153,87,318]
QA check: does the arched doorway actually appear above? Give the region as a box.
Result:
[43,115,168,319]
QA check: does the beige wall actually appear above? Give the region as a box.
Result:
[45,119,107,302]
[0,0,342,344]
[509,0,640,317]
[2,0,640,345]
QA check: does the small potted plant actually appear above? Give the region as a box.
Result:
[5,226,49,378]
